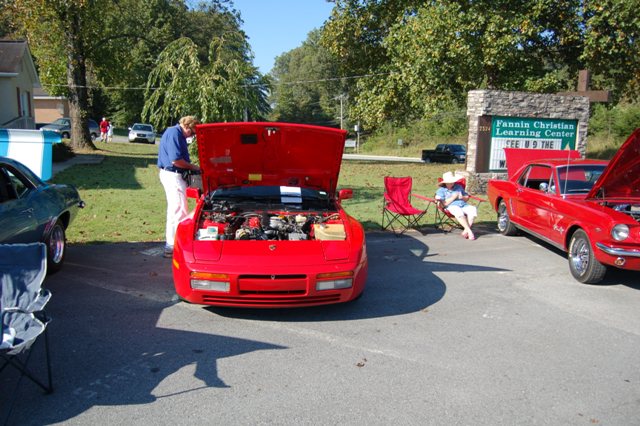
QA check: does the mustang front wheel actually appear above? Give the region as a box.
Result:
[497,200,518,236]
[568,229,607,284]
[46,220,66,273]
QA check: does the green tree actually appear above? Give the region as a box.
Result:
[270,29,344,127]
[8,0,115,150]
[581,0,640,101]
[321,0,640,129]
[6,0,247,148]
[95,1,245,126]
[142,35,270,128]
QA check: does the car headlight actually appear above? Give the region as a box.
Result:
[611,224,629,241]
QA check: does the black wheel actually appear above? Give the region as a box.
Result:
[424,158,432,164]
[61,132,70,139]
[45,220,66,273]
[91,133,97,141]
[568,229,607,284]
[497,200,518,236]
[451,158,459,164]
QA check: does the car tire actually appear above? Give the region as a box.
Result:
[451,158,459,164]
[61,132,70,139]
[91,133,97,141]
[568,229,607,284]
[424,158,432,164]
[497,200,518,236]
[45,220,66,274]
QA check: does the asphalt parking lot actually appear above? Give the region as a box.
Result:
[3,227,639,425]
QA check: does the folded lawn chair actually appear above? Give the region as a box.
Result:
[381,176,433,235]
[434,176,487,232]
[1,243,52,424]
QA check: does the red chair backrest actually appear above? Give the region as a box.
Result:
[384,176,413,207]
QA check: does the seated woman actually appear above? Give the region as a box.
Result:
[435,171,478,240]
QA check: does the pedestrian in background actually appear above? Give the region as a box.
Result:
[100,117,109,142]
[157,116,201,258]
[107,122,114,143]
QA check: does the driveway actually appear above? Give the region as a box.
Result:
[4,229,639,425]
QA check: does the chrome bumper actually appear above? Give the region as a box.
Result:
[596,242,640,258]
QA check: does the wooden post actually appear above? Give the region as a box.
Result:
[558,70,611,103]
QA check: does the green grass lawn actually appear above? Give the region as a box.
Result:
[52,141,495,244]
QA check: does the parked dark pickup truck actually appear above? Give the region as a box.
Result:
[421,144,466,164]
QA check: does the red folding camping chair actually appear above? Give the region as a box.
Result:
[433,176,486,232]
[381,176,433,235]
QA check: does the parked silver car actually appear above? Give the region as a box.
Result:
[40,117,100,141]
[128,123,156,144]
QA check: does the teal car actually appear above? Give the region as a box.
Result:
[0,156,84,272]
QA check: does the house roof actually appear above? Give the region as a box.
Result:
[0,40,40,85]
[33,87,64,99]
[0,40,28,74]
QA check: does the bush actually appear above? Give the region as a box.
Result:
[359,111,467,155]
[590,103,640,138]
[52,141,75,162]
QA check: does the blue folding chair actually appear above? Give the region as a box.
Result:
[1,243,52,425]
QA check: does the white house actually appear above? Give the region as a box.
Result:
[0,40,40,129]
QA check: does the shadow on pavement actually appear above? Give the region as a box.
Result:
[208,232,509,322]
[2,242,285,425]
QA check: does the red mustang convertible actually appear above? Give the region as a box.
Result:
[487,129,640,284]
[172,122,368,307]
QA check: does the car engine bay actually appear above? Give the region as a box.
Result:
[610,203,640,223]
[195,200,346,241]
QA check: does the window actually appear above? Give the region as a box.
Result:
[7,169,30,198]
[518,165,553,191]
[556,165,606,194]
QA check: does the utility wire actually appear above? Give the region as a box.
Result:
[40,72,390,91]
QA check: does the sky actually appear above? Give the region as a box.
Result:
[231,0,335,74]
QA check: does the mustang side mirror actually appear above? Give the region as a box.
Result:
[338,189,353,200]
[186,187,201,199]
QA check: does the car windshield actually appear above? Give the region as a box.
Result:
[208,185,334,211]
[132,124,153,132]
[51,118,69,126]
[556,165,606,194]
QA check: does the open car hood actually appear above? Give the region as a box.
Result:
[195,122,347,194]
[586,128,640,199]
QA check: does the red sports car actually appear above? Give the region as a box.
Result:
[172,122,368,307]
[487,129,640,284]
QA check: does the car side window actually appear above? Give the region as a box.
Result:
[6,168,33,199]
[519,165,552,191]
[0,168,14,202]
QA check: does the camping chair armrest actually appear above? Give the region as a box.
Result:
[468,194,487,205]
[1,307,25,338]
[412,193,436,204]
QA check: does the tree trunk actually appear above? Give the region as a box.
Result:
[65,15,96,151]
